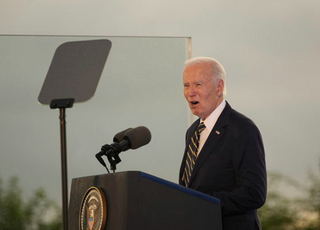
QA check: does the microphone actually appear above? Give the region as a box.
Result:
[106,126,151,156]
[95,127,132,169]
[113,128,133,142]
[123,126,151,149]
[96,126,152,172]
[112,128,133,151]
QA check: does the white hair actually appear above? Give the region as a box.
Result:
[184,57,227,96]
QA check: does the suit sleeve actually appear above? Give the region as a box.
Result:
[211,122,267,215]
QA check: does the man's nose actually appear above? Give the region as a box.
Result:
[188,86,196,97]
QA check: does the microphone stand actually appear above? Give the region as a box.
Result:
[107,152,121,173]
[96,144,122,173]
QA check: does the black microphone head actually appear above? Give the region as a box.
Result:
[113,128,133,143]
[124,126,151,149]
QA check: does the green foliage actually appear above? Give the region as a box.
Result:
[0,176,62,230]
[259,161,320,230]
[259,173,301,230]
[303,161,320,230]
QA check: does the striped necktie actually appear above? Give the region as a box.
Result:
[182,122,206,186]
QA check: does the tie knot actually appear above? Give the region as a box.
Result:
[197,122,206,134]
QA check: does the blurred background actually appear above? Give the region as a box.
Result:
[0,0,319,229]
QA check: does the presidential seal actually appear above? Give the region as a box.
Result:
[80,187,107,230]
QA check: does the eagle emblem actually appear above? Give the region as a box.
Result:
[80,187,107,230]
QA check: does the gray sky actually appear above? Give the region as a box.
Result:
[1,0,320,202]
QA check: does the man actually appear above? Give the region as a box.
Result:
[179,57,267,230]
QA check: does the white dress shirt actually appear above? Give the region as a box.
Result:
[197,100,226,156]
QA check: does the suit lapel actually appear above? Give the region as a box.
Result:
[188,102,232,186]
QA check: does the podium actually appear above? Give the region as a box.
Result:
[69,171,222,230]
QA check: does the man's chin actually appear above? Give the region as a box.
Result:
[190,108,200,117]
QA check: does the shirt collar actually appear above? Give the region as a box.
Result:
[200,100,226,133]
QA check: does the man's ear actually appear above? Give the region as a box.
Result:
[217,79,224,97]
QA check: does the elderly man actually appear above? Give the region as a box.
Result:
[179,57,267,230]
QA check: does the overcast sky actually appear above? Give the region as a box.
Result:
[1,0,320,202]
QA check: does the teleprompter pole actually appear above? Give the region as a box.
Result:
[60,107,68,230]
[51,99,74,230]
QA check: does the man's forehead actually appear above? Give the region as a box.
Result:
[183,67,214,82]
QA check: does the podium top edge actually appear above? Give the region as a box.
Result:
[139,172,220,205]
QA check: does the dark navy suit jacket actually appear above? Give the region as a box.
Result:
[179,102,267,230]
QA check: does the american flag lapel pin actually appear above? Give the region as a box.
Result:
[215,130,220,135]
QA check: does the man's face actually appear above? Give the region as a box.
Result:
[183,63,223,120]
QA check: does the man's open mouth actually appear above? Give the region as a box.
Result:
[190,101,199,105]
